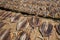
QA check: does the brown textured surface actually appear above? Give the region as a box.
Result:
[0,10,60,40]
[0,0,60,18]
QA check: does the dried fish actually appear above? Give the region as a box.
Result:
[10,13,20,23]
[29,17,34,29]
[39,22,47,37]
[34,17,39,27]
[45,23,53,37]
[20,33,27,40]
[29,17,39,29]
[17,32,30,40]
[39,22,53,37]
[16,18,27,31]
[56,24,60,35]
[0,22,5,28]
[2,13,11,20]
[1,12,7,17]
[0,29,10,40]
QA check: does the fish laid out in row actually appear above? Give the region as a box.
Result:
[0,10,60,40]
[0,0,60,18]
[16,16,60,37]
[0,10,22,21]
[15,31,30,40]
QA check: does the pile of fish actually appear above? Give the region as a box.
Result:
[0,10,60,40]
[0,0,60,18]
